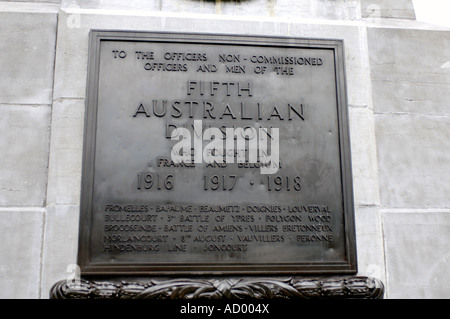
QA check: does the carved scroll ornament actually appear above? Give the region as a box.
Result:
[50,276,384,299]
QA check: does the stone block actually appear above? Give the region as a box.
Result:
[61,0,361,20]
[361,0,416,20]
[0,11,57,105]
[368,27,450,115]
[2,0,61,3]
[275,23,372,108]
[375,113,450,208]
[382,210,450,298]
[160,0,218,14]
[0,105,51,206]
[275,0,360,20]
[0,209,44,299]
[60,0,163,11]
[46,99,84,206]
[52,17,90,100]
[40,205,79,298]
[348,107,380,206]
[354,206,385,282]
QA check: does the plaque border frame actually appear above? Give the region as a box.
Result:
[78,30,357,276]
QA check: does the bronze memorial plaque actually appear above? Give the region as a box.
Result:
[78,31,357,275]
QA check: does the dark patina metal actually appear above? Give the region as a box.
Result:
[50,276,384,299]
[77,31,356,276]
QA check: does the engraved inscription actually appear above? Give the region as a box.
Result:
[78,32,356,275]
[100,202,335,255]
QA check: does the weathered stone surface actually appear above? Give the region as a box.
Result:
[40,205,79,299]
[375,114,450,208]
[368,27,450,116]
[0,11,57,105]
[0,105,51,206]
[349,107,381,206]
[46,99,84,206]
[369,27,450,210]
[382,210,450,298]
[61,0,361,20]
[224,0,361,20]
[2,0,61,3]
[361,0,415,20]
[52,19,89,100]
[0,209,44,299]
[354,206,385,283]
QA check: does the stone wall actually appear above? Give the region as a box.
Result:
[0,0,448,299]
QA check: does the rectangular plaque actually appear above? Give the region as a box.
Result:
[78,31,357,275]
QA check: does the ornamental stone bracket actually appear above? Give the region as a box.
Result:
[50,276,384,299]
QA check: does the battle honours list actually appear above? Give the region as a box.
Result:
[78,31,357,275]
